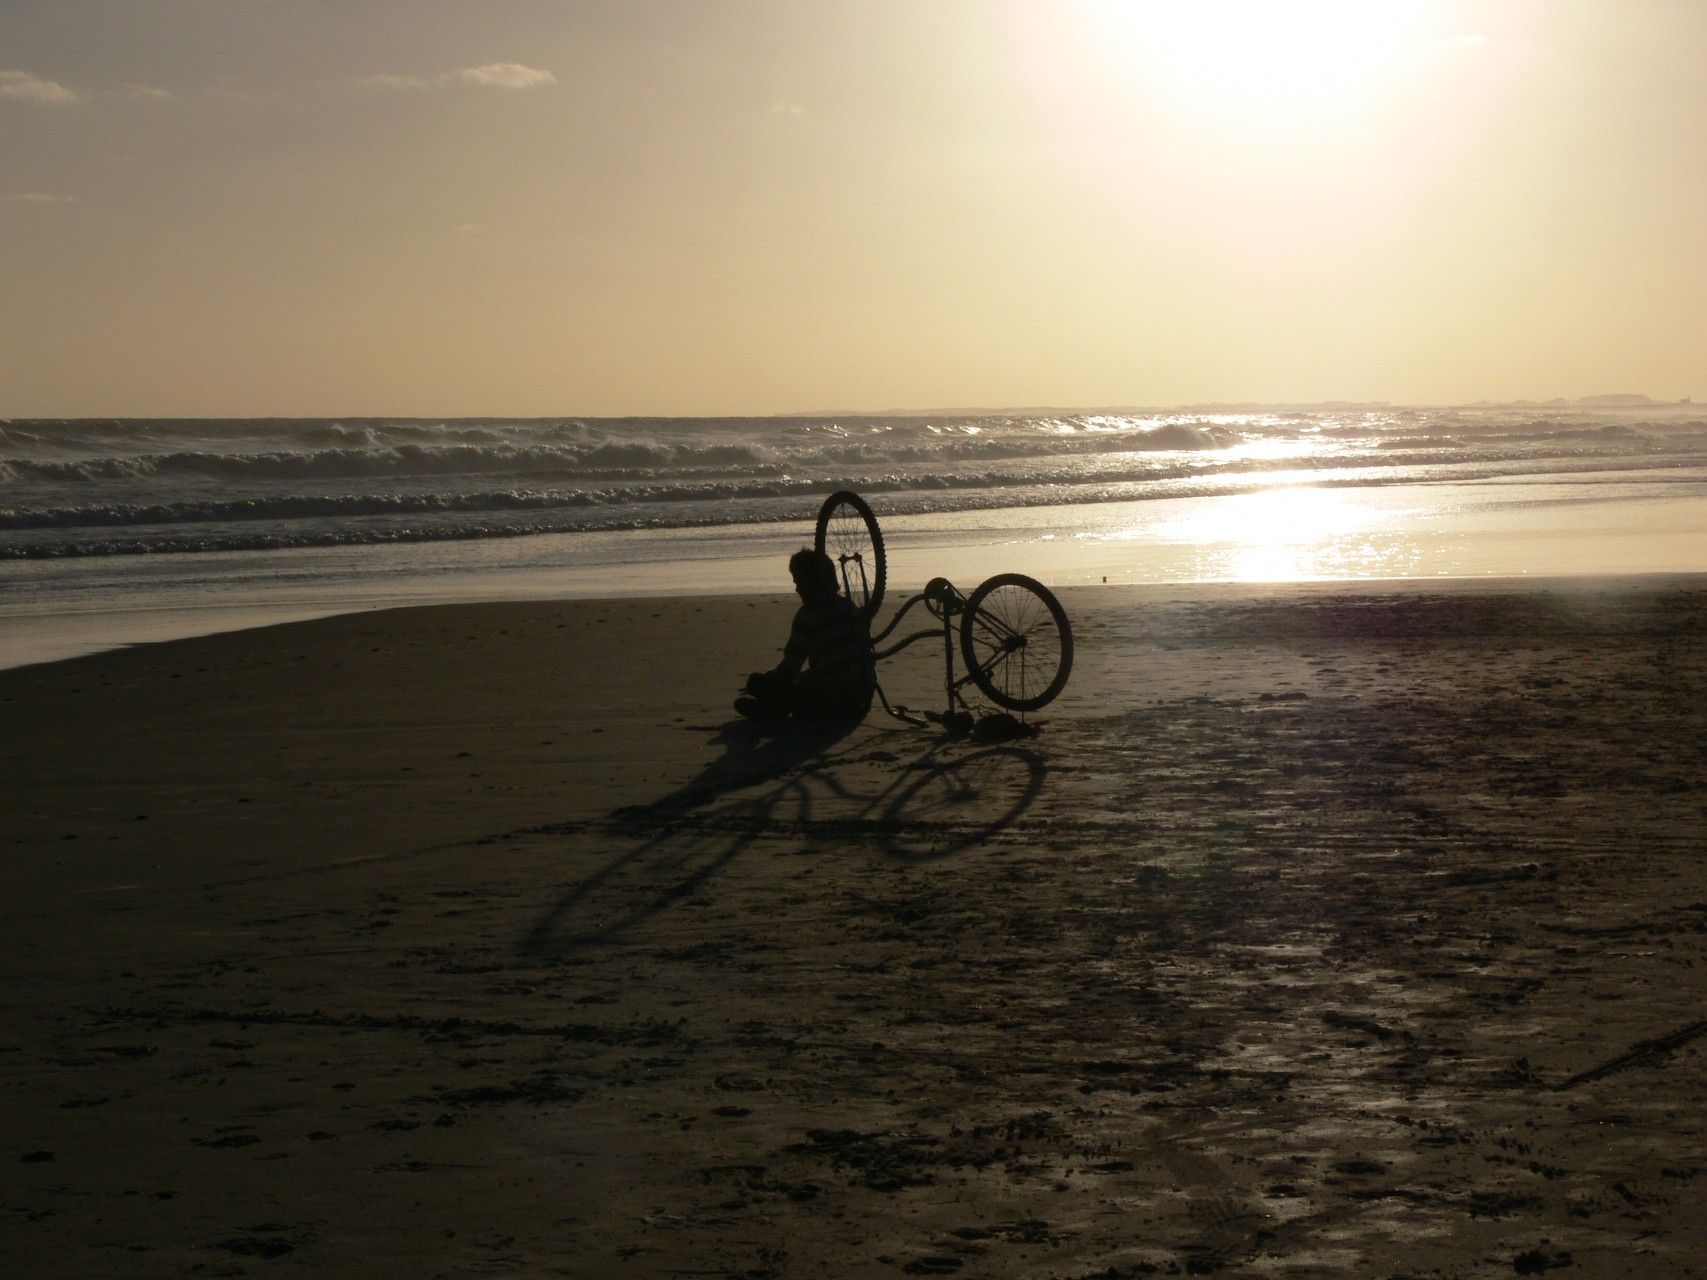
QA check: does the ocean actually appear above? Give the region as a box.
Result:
[3,407,1704,666]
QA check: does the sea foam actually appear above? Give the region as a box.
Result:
[2,409,1702,558]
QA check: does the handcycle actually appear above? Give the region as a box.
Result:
[814,491,1074,734]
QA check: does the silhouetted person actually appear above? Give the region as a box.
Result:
[738,548,872,722]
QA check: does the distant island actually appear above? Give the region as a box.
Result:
[1575,393,1660,407]
[785,394,1696,417]
[1493,394,1692,409]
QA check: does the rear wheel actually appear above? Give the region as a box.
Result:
[960,573,1073,712]
[814,491,886,620]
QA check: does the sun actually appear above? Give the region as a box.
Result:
[1081,0,1430,131]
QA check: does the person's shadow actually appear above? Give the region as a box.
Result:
[617,714,864,826]
[518,714,1045,955]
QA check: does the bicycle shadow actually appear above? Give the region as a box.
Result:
[519,720,1046,955]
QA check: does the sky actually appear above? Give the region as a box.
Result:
[2,0,1703,417]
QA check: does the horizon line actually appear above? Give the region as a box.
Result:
[4,394,1696,423]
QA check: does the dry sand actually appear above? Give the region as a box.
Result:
[2,578,1704,1278]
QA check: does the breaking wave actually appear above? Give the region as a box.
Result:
[3,409,1702,558]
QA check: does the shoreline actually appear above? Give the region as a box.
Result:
[3,577,1704,1274]
[6,471,1705,670]
[6,563,1706,674]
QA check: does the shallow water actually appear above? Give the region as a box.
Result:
[3,471,1702,669]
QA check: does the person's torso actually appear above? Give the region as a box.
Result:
[793,597,868,679]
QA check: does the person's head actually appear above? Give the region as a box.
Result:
[789,547,838,601]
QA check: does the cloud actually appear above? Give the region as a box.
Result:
[769,101,806,117]
[457,63,555,90]
[113,83,172,100]
[3,191,77,204]
[353,64,556,94]
[0,70,83,106]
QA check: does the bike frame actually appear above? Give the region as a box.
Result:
[866,580,1011,729]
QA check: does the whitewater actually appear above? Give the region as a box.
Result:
[4,407,1704,558]
[2,406,1704,667]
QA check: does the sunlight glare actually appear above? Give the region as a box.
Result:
[1157,485,1391,581]
[1216,437,1330,464]
[1086,0,1430,129]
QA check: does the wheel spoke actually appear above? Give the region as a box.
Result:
[959,576,1071,711]
[973,602,1021,645]
[814,491,887,622]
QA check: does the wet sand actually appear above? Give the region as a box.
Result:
[2,579,1704,1277]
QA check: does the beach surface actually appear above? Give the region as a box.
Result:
[3,578,1704,1278]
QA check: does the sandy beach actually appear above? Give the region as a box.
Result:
[3,578,1704,1278]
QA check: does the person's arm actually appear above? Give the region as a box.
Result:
[773,605,811,676]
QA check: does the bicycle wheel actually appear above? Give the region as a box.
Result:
[960,573,1074,712]
[814,491,886,620]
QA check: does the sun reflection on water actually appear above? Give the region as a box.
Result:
[1153,485,1396,581]
[1213,437,1334,465]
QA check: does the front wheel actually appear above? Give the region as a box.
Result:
[814,491,886,621]
[960,573,1074,712]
